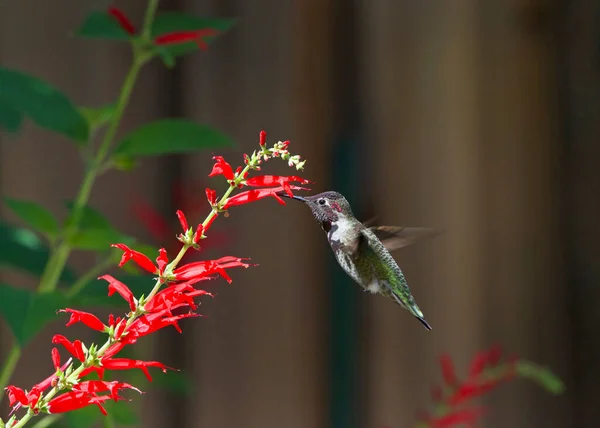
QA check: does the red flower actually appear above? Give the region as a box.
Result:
[208,156,235,180]
[156,248,169,275]
[47,391,112,415]
[206,188,217,205]
[176,209,189,232]
[154,29,219,50]
[73,380,141,399]
[111,243,157,274]
[144,282,212,314]
[99,275,136,312]
[173,256,252,283]
[59,309,106,332]
[107,7,136,35]
[259,129,267,147]
[245,175,311,197]
[222,185,309,209]
[439,354,458,386]
[99,358,174,382]
[52,335,85,362]
[52,348,60,370]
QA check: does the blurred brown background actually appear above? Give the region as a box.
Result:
[1,0,598,427]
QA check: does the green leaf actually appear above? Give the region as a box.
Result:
[0,220,75,281]
[0,99,23,133]
[153,370,194,396]
[0,284,67,346]
[68,229,134,252]
[65,405,101,428]
[79,103,116,131]
[75,11,133,41]
[63,201,112,230]
[114,119,234,157]
[151,14,236,60]
[4,197,59,238]
[516,361,565,394]
[0,67,89,143]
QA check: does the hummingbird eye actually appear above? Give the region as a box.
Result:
[318,199,326,206]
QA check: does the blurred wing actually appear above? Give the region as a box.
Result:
[368,226,441,252]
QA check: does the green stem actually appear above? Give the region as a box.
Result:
[0,346,21,405]
[37,37,148,294]
[142,0,160,39]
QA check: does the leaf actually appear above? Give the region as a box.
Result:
[150,13,236,60]
[114,119,234,157]
[75,11,133,41]
[68,229,134,252]
[0,99,23,133]
[79,103,116,131]
[4,197,59,238]
[0,221,74,281]
[65,405,101,428]
[0,67,89,143]
[0,284,67,346]
[63,201,112,230]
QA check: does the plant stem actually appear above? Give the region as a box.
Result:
[0,346,21,405]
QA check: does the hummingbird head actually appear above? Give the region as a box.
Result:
[281,191,354,230]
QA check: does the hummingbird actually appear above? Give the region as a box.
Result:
[281,191,436,330]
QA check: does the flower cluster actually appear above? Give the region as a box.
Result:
[416,345,517,427]
[3,131,309,428]
[108,6,218,49]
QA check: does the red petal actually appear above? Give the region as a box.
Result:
[156,248,169,275]
[58,309,106,332]
[154,28,218,46]
[107,6,136,35]
[173,257,251,283]
[99,275,136,312]
[51,348,60,370]
[439,354,458,386]
[259,130,267,147]
[208,156,235,180]
[100,358,174,382]
[47,392,111,415]
[193,224,204,244]
[204,212,218,232]
[73,380,142,400]
[447,380,499,406]
[4,386,28,407]
[205,188,217,205]
[52,335,85,362]
[245,175,311,188]
[176,210,189,232]
[111,243,157,274]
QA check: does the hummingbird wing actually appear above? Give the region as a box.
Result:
[367,226,440,252]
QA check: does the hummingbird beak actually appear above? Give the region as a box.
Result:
[278,192,308,203]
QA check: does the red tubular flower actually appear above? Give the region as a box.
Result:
[99,358,173,382]
[99,275,136,312]
[447,380,500,406]
[126,312,199,342]
[176,210,189,232]
[59,309,106,332]
[439,354,458,386]
[222,185,309,208]
[193,224,204,244]
[72,380,141,400]
[173,256,252,283]
[5,386,28,407]
[154,28,219,50]
[111,243,157,274]
[47,391,112,415]
[107,7,136,35]
[52,335,85,362]
[52,348,60,370]
[259,129,267,147]
[206,188,217,205]
[245,175,311,197]
[156,248,169,275]
[208,156,234,180]
[145,282,212,314]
